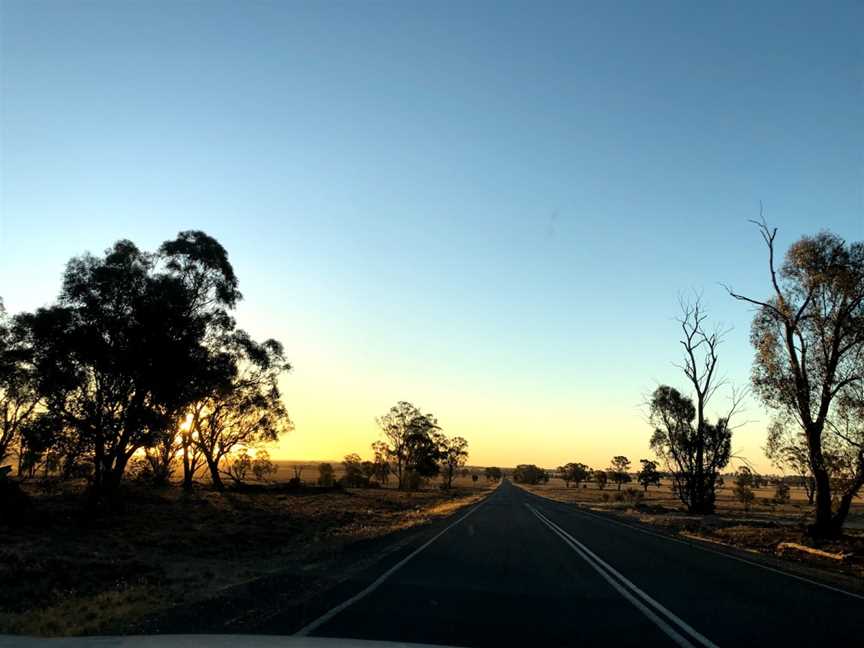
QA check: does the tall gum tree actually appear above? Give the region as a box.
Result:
[728,221,864,536]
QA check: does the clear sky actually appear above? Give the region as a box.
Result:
[1,1,861,472]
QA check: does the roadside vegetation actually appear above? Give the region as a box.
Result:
[0,232,502,636]
[515,221,864,579]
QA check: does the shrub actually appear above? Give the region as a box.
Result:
[624,487,643,503]
[404,470,423,491]
[773,481,791,505]
[318,463,335,487]
[251,450,278,482]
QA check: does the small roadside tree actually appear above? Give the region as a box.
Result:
[318,462,335,487]
[370,440,391,485]
[342,453,367,487]
[608,456,632,490]
[251,450,278,481]
[773,480,791,505]
[484,466,502,481]
[564,462,591,488]
[440,436,469,489]
[637,459,661,492]
[376,401,440,490]
[649,296,740,514]
[594,470,608,490]
[512,464,548,484]
[733,467,755,512]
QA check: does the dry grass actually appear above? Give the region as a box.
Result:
[521,476,863,519]
[0,477,492,636]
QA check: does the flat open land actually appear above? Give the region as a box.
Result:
[516,477,864,579]
[0,476,491,636]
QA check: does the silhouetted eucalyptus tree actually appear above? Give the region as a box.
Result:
[649,297,740,514]
[191,332,292,491]
[376,401,441,490]
[0,299,39,466]
[728,222,864,536]
[559,462,590,488]
[18,238,231,498]
[512,464,548,484]
[637,459,661,492]
[484,466,502,481]
[607,456,631,490]
[440,436,469,489]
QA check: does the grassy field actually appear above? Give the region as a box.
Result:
[516,477,864,578]
[0,474,493,636]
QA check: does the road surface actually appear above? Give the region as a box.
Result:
[284,479,863,647]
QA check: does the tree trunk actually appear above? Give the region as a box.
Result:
[810,465,835,536]
[807,419,836,537]
[204,453,224,491]
[182,439,193,490]
[93,432,105,496]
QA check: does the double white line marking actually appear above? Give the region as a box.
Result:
[526,504,719,648]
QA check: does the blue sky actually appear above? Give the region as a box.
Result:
[1,1,861,469]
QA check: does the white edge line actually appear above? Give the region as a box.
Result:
[530,505,719,648]
[545,497,864,602]
[294,493,491,636]
[525,504,699,648]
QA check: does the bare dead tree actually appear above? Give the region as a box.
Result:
[649,294,743,513]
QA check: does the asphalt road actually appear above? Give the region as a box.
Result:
[291,479,863,648]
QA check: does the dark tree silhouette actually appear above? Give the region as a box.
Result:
[17,238,230,498]
[440,436,469,489]
[317,462,335,486]
[512,464,548,484]
[376,401,441,490]
[559,462,590,488]
[370,440,391,485]
[593,469,608,489]
[649,296,741,514]
[484,466,502,481]
[191,332,292,491]
[637,459,661,492]
[607,456,632,490]
[0,299,39,467]
[728,222,864,536]
[342,453,367,487]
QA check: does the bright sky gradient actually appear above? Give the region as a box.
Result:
[1,1,861,472]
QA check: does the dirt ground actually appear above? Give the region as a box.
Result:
[517,478,864,580]
[0,475,492,636]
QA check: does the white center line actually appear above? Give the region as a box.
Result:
[526,503,719,648]
[543,497,864,602]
